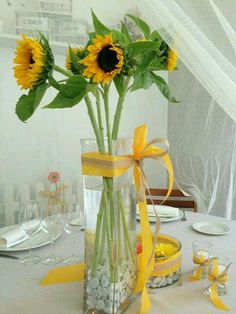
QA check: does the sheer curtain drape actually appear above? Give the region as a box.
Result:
[138,0,236,218]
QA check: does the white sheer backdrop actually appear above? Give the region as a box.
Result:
[138,0,236,219]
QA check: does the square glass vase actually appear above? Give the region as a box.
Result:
[81,138,137,314]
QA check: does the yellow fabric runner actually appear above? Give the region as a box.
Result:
[41,125,174,314]
[40,263,84,285]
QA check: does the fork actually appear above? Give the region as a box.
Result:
[0,253,19,260]
[181,209,187,221]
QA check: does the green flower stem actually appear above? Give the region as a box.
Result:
[84,94,105,153]
[119,194,129,260]
[103,83,113,154]
[118,191,135,262]
[48,75,61,91]
[95,88,104,142]
[103,191,114,279]
[91,193,105,277]
[112,77,131,140]
[98,205,106,265]
[53,64,72,78]
[117,196,122,263]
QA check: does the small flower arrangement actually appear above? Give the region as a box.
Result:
[40,171,67,211]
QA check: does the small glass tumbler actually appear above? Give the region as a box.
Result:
[192,240,213,279]
[208,256,229,296]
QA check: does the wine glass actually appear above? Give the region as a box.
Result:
[41,204,62,265]
[62,204,83,264]
[19,200,41,265]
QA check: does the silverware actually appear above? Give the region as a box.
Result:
[181,210,187,221]
[0,253,19,260]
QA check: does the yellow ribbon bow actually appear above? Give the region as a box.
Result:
[189,254,211,281]
[203,259,231,311]
[82,124,174,314]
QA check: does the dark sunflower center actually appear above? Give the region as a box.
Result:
[29,54,35,64]
[97,45,119,73]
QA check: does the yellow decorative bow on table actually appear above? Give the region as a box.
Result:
[189,254,211,281]
[41,124,174,314]
[204,259,231,311]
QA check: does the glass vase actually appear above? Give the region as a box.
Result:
[81,138,137,314]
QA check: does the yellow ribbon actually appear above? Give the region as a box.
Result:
[203,259,230,311]
[189,254,211,281]
[82,124,173,314]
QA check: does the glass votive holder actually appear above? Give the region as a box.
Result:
[208,256,229,296]
[192,240,213,279]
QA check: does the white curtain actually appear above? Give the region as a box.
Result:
[138,0,236,219]
[139,0,236,121]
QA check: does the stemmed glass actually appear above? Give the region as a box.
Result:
[19,200,41,265]
[41,204,62,265]
[62,205,83,264]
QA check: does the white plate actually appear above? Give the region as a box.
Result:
[136,210,183,223]
[192,221,232,235]
[0,225,61,252]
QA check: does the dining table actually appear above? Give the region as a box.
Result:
[0,211,236,314]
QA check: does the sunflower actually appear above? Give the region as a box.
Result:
[80,33,124,84]
[166,49,178,71]
[13,34,53,89]
[65,47,84,74]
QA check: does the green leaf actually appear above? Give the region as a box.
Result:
[140,53,166,72]
[91,9,110,35]
[126,14,151,39]
[121,21,132,42]
[44,75,87,108]
[111,30,129,46]
[131,71,153,92]
[139,52,156,72]
[151,72,180,103]
[15,83,48,122]
[147,58,166,71]
[114,75,124,97]
[127,41,161,57]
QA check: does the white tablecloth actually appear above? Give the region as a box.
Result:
[0,212,236,314]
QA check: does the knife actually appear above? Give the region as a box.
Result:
[0,253,19,260]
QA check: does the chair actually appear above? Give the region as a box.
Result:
[146,188,197,212]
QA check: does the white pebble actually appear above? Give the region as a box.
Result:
[89,278,99,289]
[101,287,109,298]
[96,300,105,310]
[153,277,162,285]
[101,276,110,287]
[167,277,173,285]
[160,278,167,287]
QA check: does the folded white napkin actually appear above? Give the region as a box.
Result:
[147,205,179,217]
[0,228,28,248]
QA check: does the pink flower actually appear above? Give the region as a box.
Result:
[48,171,60,183]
